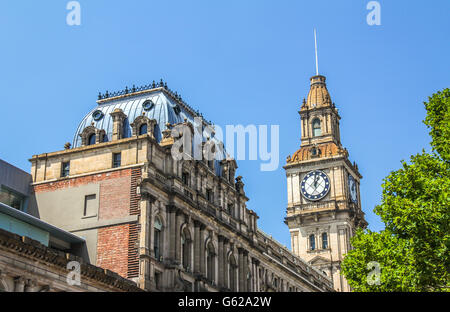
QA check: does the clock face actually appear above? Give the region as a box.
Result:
[301,170,330,201]
[348,174,358,203]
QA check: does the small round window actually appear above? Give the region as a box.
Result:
[142,100,155,111]
[92,110,104,121]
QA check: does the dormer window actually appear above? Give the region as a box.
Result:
[312,119,321,137]
[139,123,148,135]
[88,133,96,145]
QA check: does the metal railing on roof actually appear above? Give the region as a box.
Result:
[97,79,212,125]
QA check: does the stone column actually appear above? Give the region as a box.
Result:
[238,247,245,291]
[168,205,177,261]
[253,259,259,292]
[243,251,249,292]
[175,210,183,264]
[223,238,229,288]
[14,277,26,292]
[193,220,201,274]
[139,191,156,290]
[199,225,206,275]
[24,279,37,292]
[218,235,225,287]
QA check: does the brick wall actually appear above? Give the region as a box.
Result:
[32,167,142,279]
[99,175,131,220]
[96,224,130,278]
[32,169,133,194]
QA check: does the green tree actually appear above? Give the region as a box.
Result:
[341,89,450,292]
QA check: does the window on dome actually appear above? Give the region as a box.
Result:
[139,123,148,135]
[88,133,96,145]
[312,119,321,137]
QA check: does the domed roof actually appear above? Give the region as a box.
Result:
[304,75,333,109]
[72,84,227,176]
[73,90,188,147]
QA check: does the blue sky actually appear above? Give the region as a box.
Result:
[0,1,448,247]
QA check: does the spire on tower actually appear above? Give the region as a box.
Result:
[314,28,319,76]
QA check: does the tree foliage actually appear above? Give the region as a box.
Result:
[341,89,450,292]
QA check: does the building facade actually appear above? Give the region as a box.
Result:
[0,159,141,292]
[0,228,142,292]
[28,80,333,292]
[284,75,367,292]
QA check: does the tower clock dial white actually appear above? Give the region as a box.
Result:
[348,174,358,203]
[301,170,330,201]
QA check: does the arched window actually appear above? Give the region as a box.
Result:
[309,234,316,251]
[312,119,321,137]
[322,232,328,249]
[139,123,148,135]
[88,133,96,145]
[229,255,237,291]
[206,242,216,283]
[154,217,162,261]
[181,228,191,271]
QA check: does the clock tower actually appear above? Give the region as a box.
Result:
[284,75,367,292]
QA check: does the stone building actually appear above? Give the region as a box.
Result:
[27,80,333,292]
[0,159,141,292]
[285,75,367,291]
[0,227,142,292]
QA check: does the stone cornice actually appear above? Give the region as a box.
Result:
[0,228,143,292]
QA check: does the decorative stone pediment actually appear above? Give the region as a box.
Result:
[310,256,330,266]
[79,125,106,146]
[130,114,157,139]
